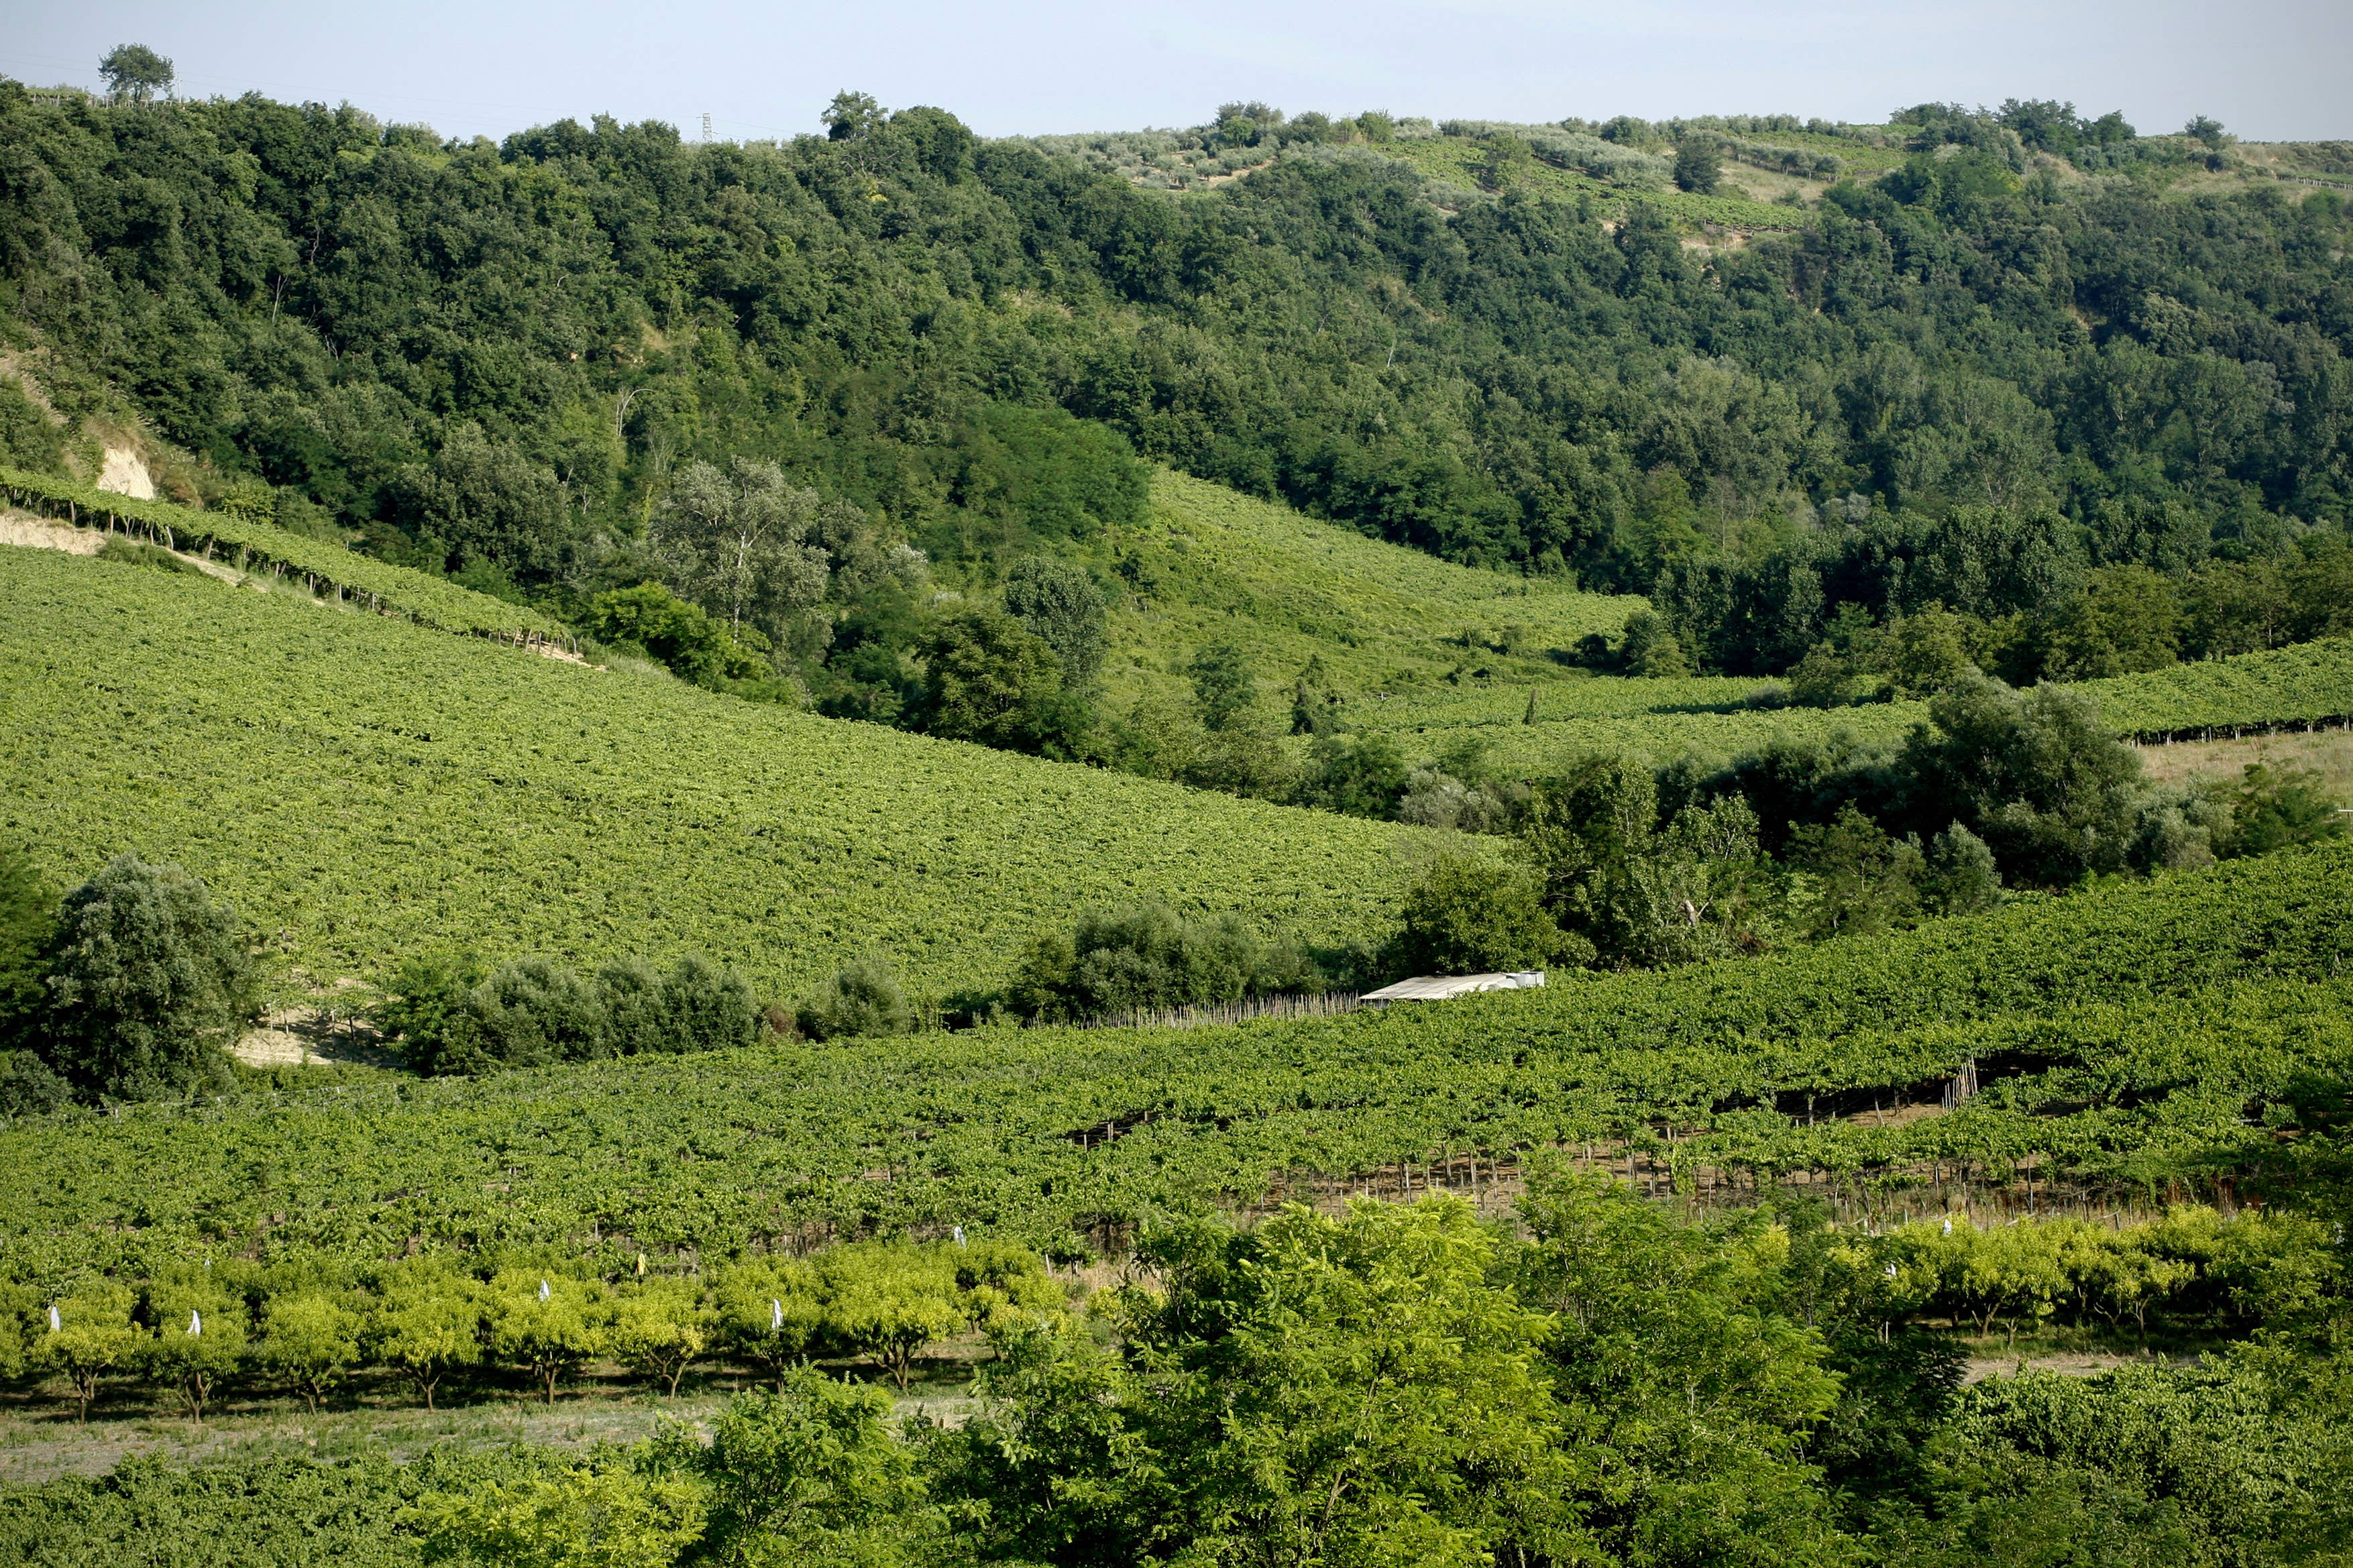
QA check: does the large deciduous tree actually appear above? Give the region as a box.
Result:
[41,856,255,1102]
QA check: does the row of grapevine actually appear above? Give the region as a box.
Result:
[0,466,569,640]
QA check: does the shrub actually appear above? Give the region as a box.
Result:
[466,958,607,1070]
[798,955,914,1040]
[385,951,761,1073]
[1009,901,1322,1020]
[600,955,760,1056]
[588,583,771,687]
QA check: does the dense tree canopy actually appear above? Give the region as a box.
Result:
[3,82,2345,626]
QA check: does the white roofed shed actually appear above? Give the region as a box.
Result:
[1362,971,1545,1005]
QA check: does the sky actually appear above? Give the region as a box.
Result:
[3,0,2346,146]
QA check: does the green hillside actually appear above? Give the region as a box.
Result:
[1099,471,1626,706]
[0,545,1419,1000]
[6,838,2344,1271]
[1346,636,2353,773]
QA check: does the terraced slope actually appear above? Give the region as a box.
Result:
[0,547,1418,999]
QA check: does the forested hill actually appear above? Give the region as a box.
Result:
[0,84,2347,640]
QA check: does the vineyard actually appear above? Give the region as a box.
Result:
[1101,471,1627,707]
[0,546,1419,1001]
[0,468,568,642]
[2,839,2343,1282]
[1348,636,2353,771]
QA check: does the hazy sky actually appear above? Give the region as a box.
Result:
[5,0,2346,146]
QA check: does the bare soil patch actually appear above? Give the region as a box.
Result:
[233,994,395,1069]
[0,510,103,555]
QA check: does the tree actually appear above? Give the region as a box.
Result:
[1898,673,2144,887]
[1620,609,1692,677]
[1101,1199,1572,1565]
[653,1371,930,1564]
[1001,558,1108,689]
[370,1262,482,1410]
[819,1245,967,1391]
[1522,757,1773,968]
[2042,566,2181,679]
[1615,794,1773,967]
[796,955,913,1040]
[710,1257,825,1390]
[1921,823,2004,914]
[916,610,1086,757]
[1879,603,1978,697]
[34,1284,144,1424]
[140,1279,247,1423]
[1674,136,1722,194]
[376,949,484,1075]
[1482,133,1535,190]
[256,1291,362,1416]
[485,1272,608,1405]
[1513,1172,1847,1565]
[399,423,573,582]
[654,457,832,640]
[1292,732,1409,819]
[1291,656,1344,737]
[41,855,256,1102]
[1787,644,1867,708]
[824,91,885,141]
[1394,852,1570,975]
[2216,763,2347,858]
[0,842,54,1048]
[608,1278,709,1397]
[1188,640,1258,732]
[99,45,174,103]
[1787,804,1922,940]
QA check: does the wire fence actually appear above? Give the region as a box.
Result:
[1047,991,1364,1034]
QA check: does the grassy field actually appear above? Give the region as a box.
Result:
[1370,131,1806,229]
[0,545,1423,1003]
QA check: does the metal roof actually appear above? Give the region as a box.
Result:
[1362,971,1546,1004]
